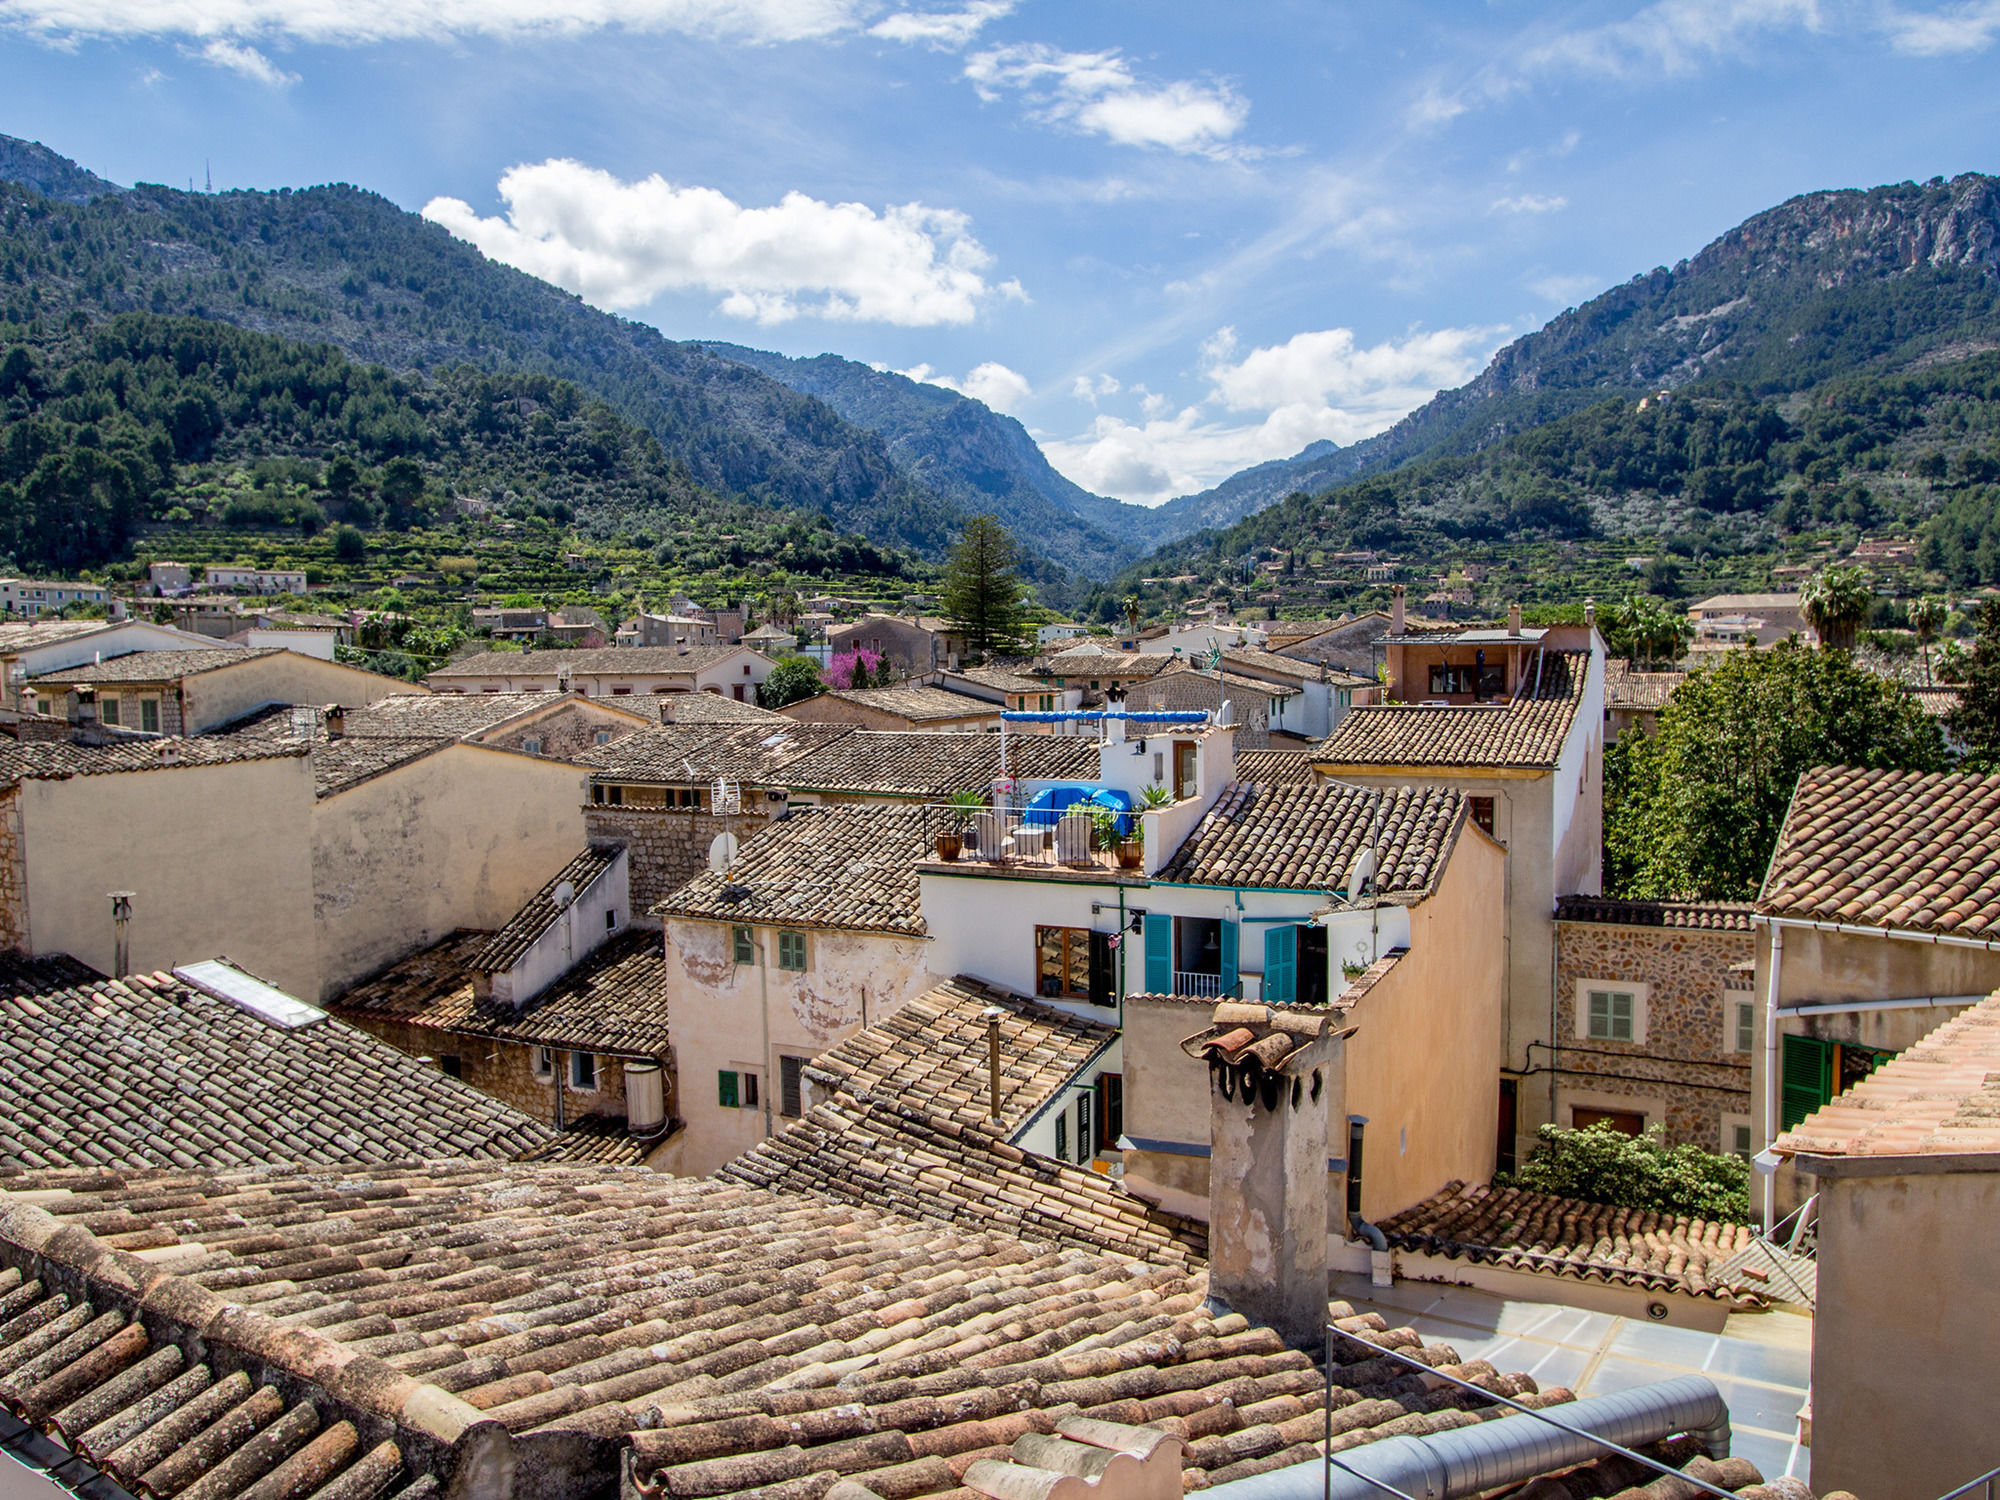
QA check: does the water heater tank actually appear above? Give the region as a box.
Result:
[625,1062,666,1133]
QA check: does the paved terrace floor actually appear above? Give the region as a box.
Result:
[1332,1275,1812,1483]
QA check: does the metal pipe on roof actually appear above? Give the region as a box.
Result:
[1781,994,1987,1017]
[1205,1376,1733,1500]
[1758,914,2000,951]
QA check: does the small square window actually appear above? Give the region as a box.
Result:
[522,737,543,756]
[777,930,807,971]
[533,1047,553,1078]
[570,1051,597,1090]
[733,926,755,964]
[439,1054,462,1079]
[1587,990,1635,1042]
[595,730,612,745]
[606,909,618,931]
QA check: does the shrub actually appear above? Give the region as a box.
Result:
[1498,1122,1750,1222]
[331,524,367,563]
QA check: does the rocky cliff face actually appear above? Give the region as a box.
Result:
[0,137,122,205]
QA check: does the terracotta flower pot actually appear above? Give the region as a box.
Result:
[935,833,962,861]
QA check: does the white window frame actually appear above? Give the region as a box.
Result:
[1724,993,1756,1054]
[1721,1111,1755,1161]
[1574,979,1648,1044]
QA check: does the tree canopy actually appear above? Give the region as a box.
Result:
[1606,640,1947,899]
[1947,598,2000,770]
[1500,1122,1749,1223]
[941,514,1028,662]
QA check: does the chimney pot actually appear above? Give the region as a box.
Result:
[324,704,346,741]
[1584,597,1597,629]
[1507,602,1522,637]
[1390,584,1406,636]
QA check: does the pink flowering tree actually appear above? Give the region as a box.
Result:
[824,647,887,689]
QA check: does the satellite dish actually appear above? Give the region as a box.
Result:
[708,832,740,872]
[552,880,576,909]
[1218,698,1237,727]
[1344,847,1375,897]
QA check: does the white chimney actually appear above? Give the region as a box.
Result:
[1182,1002,1341,1347]
[1507,602,1522,637]
[1390,584,1406,636]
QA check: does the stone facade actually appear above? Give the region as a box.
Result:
[346,1015,643,1129]
[479,702,643,761]
[1553,910,1754,1152]
[585,802,782,917]
[0,787,23,952]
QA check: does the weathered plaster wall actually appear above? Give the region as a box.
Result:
[19,758,319,996]
[1554,918,1754,1149]
[183,653,414,732]
[0,787,24,952]
[312,746,587,999]
[479,701,646,760]
[659,916,934,1175]
[585,804,780,918]
[1807,1165,2000,1500]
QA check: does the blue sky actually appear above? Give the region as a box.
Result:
[3,1,1997,504]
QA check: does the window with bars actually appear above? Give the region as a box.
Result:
[777,931,807,971]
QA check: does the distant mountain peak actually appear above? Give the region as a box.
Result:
[0,134,124,204]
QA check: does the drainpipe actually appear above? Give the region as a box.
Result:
[759,930,774,1141]
[1761,924,1783,1232]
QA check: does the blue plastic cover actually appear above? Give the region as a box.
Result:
[1022,784,1095,828]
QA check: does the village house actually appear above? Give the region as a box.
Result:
[774,727,1099,807]
[740,621,798,655]
[1603,659,1687,737]
[0,617,225,713]
[24,646,409,735]
[1261,612,1395,678]
[145,559,193,594]
[1123,664,1298,749]
[1313,594,1606,1168]
[220,687,652,762]
[938,665,1072,713]
[1034,641,1174,701]
[1551,896,1757,1152]
[650,803,938,1175]
[204,564,309,594]
[1773,988,2000,1500]
[424,643,772,701]
[468,605,548,640]
[1137,622,1270,656]
[779,681,1004,732]
[826,611,954,673]
[627,610,721,647]
[1751,764,2000,1223]
[159,593,247,638]
[332,845,677,1164]
[1035,620,1089,645]
[1686,591,1809,649]
[0,576,111,616]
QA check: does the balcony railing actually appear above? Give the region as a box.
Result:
[1173,971,1223,998]
[921,801,1141,874]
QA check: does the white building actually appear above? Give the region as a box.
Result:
[0,578,111,617]
[205,567,309,595]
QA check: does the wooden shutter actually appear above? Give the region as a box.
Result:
[717,1070,739,1108]
[780,1056,804,1118]
[1088,930,1116,1006]
[1780,1034,1832,1130]
[1219,920,1239,997]
[1144,914,1172,994]
[1263,926,1296,1007]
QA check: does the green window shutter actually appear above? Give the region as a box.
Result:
[1220,920,1239,997]
[718,1069,739,1108]
[1144,914,1172,994]
[1780,1034,1832,1130]
[1087,930,1116,1006]
[1263,926,1296,1007]
[732,927,754,964]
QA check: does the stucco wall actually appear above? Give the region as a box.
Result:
[19,757,319,996]
[184,653,414,733]
[1554,918,1754,1149]
[312,745,588,999]
[1807,1164,2000,1500]
[658,916,934,1175]
[492,850,629,1007]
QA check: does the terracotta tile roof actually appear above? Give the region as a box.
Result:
[0,736,307,788]
[427,644,749,679]
[578,722,852,784]
[28,647,274,684]
[333,929,673,1058]
[473,845,626,971]
[1554,897,1756,932]
[1906,685,1961,720]
[1219,646,1334,683]
[1314,651,1591,770]
[310,734,455,797]
[774,730,1099,798]
[1179,1001,1341,1079]
[0,619,113,652]
[799,684,999,721]
[659,692,787,724]
[1158,781,1463,896]
[1230,750,1318,785]
[0,1160,1580,1499]
[805,978,1113,1133]
[654,804,929,936]
[1774,987,2000,1158]
[519,1114,668,1166]
[723,1089,1207,1265]
[345,689,574,736]
[1758,765,2000,936]
[1127,666,1295,711]
[948,666,1044,694]
[1039,648,1172,679]
[0,956,552,1175]
[1604,660,1687,712]
[1376,1180,1763,1304]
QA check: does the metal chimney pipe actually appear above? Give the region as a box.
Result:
[982,1006,1004,1122]
[109,892,134,979]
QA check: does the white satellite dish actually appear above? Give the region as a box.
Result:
[552,880,576,909]
[708,832,740,872]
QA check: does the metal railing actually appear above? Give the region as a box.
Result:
[1939,1467,2000,1500]
[921,801,1140,873]
[1175,971,1224,998]
[1321,1323,1742,1500]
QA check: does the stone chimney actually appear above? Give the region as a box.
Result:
[1181,1002,1341,1347]
[1507,602,1522,637]
[1584,597,1597,632]
[324,703,346,741]
[1389,584,1405,636]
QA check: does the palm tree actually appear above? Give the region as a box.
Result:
[1613,594,1693,671]
[1800,565,1874,651]
[1910,596,1946,687]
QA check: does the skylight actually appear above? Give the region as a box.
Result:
[173,959,328,1029]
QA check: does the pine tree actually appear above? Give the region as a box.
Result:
[941,515,1027,663]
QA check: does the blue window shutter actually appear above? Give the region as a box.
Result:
[1264,925,1296,1007]
[1144,914,1172,994]
[1220,920,1239,996]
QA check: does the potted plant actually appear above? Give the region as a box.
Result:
[936,788,984,860]
[1137,783,1176,810]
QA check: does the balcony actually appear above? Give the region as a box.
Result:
[1173,971,1224,998]
[919,800,1144,876]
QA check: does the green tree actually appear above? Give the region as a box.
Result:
[941,514,1028,662]
[1606,641,1947,899]
[1946,598,2000,770]
[1909,596,1947,687]
[756,653,823,709]
[1605,593,1693,670]
[1800,564,1875,651]
[1499,1123,1750,1223]
[331,524,367,563]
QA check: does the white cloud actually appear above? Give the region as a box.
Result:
[1530,272,1604,306]
[895,359,1031,412]
[424,159,1019,326]
[1044,323,1505,505]
[1881,0,2000,53]
[1521,0,1822,77]
[194,37,296,83]
[1,0,872,43]
[964,44,1247,153]
[1491,193,1568,214]
[867,0,1012,48]
[1071,373,1121,403]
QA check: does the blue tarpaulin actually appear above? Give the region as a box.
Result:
[999,709,1209,724]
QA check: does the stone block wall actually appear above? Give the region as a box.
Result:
[0,787,24,952]
[341,1014,646,1128]
[482,703,641,762]
[585,803,779,916]
[1553,917,1754,1151]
